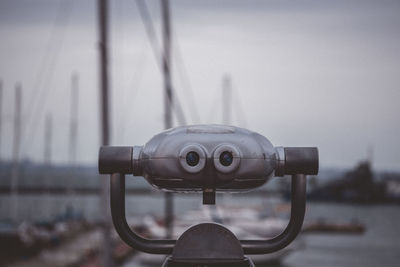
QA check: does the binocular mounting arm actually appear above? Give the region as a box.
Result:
[110,172,306,255]
[111,173,175,254]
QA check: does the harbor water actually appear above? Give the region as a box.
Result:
[1,192,400,266]
[125,199,400,267]
[284,202,400,267]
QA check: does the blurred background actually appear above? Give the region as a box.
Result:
[0,0,399,266]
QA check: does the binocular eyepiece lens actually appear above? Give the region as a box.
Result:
[186,151,200,166]
[219,151,233,166]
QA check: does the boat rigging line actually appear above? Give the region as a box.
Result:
[135,0,191,126]
[20,0,75,154]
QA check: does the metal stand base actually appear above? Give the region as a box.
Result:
[161,223,255,267]
[161,257,255,267]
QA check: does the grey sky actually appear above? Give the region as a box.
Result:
[0,0,399,171]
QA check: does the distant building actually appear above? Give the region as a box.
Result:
[308,161,387,204]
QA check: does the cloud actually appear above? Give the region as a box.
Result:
[0,0,399,170]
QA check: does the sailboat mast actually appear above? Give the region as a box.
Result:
[97,0,113,266]
[222,74,232,125]
[44,114,52,164]
[162,0,173,129]
[11,84,22,222]
[161,0,174,239]
[0,80,2,158]
[69,73,78,164]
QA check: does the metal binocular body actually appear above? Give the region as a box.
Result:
[98,125,319,266]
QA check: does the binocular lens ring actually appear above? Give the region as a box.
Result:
[213,144,241,173]
[179,144,206,173]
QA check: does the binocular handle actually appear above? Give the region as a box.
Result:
[110,173,306,255]
[241,174,306,254]
[111,173,175,254]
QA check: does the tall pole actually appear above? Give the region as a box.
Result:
[67,73,79,205]
[222,74,232,125]
[10,84,22,222]
[97,0,113,266]
[69,73,79,164]
[44,114,52,164]
[161,0,174,239]
[43,113,53,216]
[162,0,173,129]
[0,80,2,158]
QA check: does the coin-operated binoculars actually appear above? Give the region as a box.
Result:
[99,125,318,267]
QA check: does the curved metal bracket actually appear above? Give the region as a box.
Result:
[111,173,175,254]
[241,174,306,254]
[110,173,306,255]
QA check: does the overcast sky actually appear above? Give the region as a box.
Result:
[0,0,399,171]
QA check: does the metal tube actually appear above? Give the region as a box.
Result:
[110,173,175,254]
[284,147,318,175]
[241,174,306,254]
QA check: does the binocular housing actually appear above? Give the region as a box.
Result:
[98,124,319,258]
[99,125,318,192]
